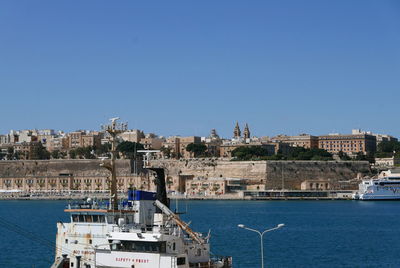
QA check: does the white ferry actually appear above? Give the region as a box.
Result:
[51,118,232,268]
[353,169,400,200]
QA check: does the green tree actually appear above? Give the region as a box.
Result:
[69,149,77,159]
[74,146,95,159]
[231,146,271,161]
[376,140,400,158]
[95,143,111,156]
[30,143,50,160]
[160,146,171,158]
[378,140,400,154]
[354,151,375,163]
[7,147,20,160]
[232,146,333,161]
[338,151,352,161]
[116,141,145,159]
[186,143,207,157]
[285,147,332,161]
[51,150,61,159]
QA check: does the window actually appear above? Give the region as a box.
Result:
[177,257,186,265]
[85,215,92,222]
[112,241,166,253]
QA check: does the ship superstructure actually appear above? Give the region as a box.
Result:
[353,169,400,200]
[51,118,232,268]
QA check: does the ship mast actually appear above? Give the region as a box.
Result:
[101,117,127,210]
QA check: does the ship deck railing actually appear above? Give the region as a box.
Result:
[189,255,232,268]
[66,201,137,211]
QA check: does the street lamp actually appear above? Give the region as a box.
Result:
[238,223,285,268]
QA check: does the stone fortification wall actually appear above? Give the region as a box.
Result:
[0,159,135,178]
[0,159,371,191]
[0,160,150,192]
[265,161,370,190]
[152,159,267,182]
[150,159,371,190]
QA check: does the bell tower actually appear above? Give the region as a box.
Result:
[244,123,250,139]
[233,121,241,138]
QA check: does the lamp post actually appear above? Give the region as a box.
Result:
[238,223,285,268]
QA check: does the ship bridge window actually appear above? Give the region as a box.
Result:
[111,241,166,253]
[85,215,93,222]
[92,215,105,223]
[379,182,400,186]
[72,214,105,223]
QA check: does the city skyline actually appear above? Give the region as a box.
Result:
[0,122,398,140]
[1,1,399,137]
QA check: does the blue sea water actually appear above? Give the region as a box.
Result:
[0,200,400,268]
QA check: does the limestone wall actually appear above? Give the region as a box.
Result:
[0,159,135,178]
[150,159,371,190]
[0,160,151,192]
[265,161,370,190]
[152,159,267,181]
[0,159,371,191]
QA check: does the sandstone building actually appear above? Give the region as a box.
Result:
[318,134,376,154]
[272,134,319,149]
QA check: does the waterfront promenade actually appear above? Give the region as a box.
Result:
[0,190,355,200]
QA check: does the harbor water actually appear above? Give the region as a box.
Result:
[0,200,400,267]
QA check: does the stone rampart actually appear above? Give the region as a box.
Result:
[150,159,371,190]
[0,159,371,191]
[0,159,135,178]
[265,160,370,190]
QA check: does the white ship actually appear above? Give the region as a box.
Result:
[353,169,400,200]
[51,118,232,268]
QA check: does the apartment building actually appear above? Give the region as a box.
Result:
[140,137,164,150]
[352,129,398,146]
[318,134,376,154]
[271,134,319,149]
[120,129,144,143]
[82,132,101,148]
[68,131,101,149]
[47,137,68,152]
[179,136,202,158]
[13,142,42,160]
[161,137,180,159]
[0,135,10,145]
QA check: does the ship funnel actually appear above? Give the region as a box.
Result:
[147,168,169,211]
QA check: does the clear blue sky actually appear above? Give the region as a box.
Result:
[1,0,399,138]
